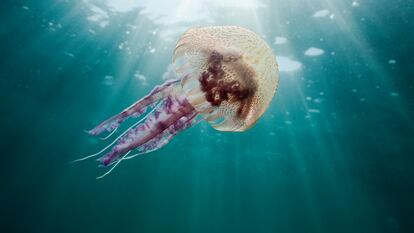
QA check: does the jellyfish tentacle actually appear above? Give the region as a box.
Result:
[87,78,181,136]
[72,119,143,163]
[96,151,131,179]
[72,101,163,163]
[97,95,197,166]
[99,128,118,140]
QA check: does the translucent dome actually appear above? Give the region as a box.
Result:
[173,26,279,131]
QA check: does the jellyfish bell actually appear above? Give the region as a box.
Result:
[76,26,279,178]
[174,26,279,131]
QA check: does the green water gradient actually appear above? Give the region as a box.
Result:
[1,0,413,233]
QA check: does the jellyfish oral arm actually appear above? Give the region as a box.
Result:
[97,95,198,166]
[87,78,181,136]
[76,79,200,175]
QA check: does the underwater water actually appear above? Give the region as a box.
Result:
[1,0,414,232]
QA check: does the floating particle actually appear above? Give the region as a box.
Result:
[134,72,148,85]
[276,56,302,72]
[352,1,360,7]
[313,9,330,18]
[308,109,320,113]
[64,52,75,58]
[102,75,114,86]
[274,36,288,45]
[314,98,324,104]
[305,47,325,56]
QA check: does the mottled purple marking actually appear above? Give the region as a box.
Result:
[97,95,197,166]
[136,111,198,153]
[88,78,180,136]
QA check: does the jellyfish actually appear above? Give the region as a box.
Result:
[76,26,279,178]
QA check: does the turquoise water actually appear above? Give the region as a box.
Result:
[1,0,414,232]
